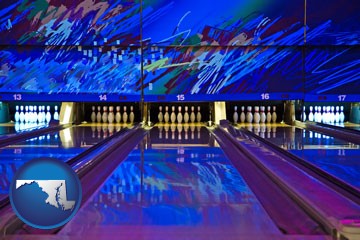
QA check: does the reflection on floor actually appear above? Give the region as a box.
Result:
[60,127,282,239]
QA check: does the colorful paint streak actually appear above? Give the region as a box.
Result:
[0,46,141,94]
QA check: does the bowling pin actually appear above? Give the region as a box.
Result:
[302,106,306,122]
[246,106,253,123]
[164,106,170,123]
[115,106,121,123]
[266,106,272,123]
[260,106,266,123]
[309,106,314,121]
[170,106,176,123]
[102,106,108,123]
[233,106,238,124]
[190,106,196,123]
[158,106,163,123]
[37,106,43,123]
[196,106,202,123]
[123,106,128,123]
[330,106,335,123]
[253,106,260,123]
[314,106,319,122]
[24,106,29,123]
[19,106,25,123]
[129,106,135,124]
[334,106,340,123]
[33,106,38,123]
[177,106,183,124]
[184,106,189,123]
[91,106,96,122]
[54,106,59,120]
[321,106,326,123]
[14,105,20,122]
[108,106,115,124]
[339,106,345,123]
[240,106,246,123]
[272,106,277,123]
[46,106,51,123]
[96,106,102,122]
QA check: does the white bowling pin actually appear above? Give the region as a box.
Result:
[321,106,326,123]
[240,106,246,123]
[266,106,272,123]
[115,106,121,123]
[14,105,20,122]
[91,106,96,122]
[272,106,277,123]
[233,106,238,124]
[177,106,183,123]
[196,106,202,123]
[309,106,314,121]
[24,106,29,123]
[339,106,345,123]
[164,106,170,123]
[19,106,25,123]
[253,106,260,123]
[102,106,108,123]
[34,106,38,123]
[46,106,51,123]
[123,106,128,123]
[108,106,115,123]
[170,106,176,123]
[260,106,266,123]
[246,106,253,123]
[54,106,59,120]
[190,106,196,123]
[28,106,33,123]
[184,106,189,123]
[96,106,102,122]
[334,106,340,123]
[158,106,163,123]
[330,106,335,123]
[37,106,42,123]
[129,106,135,124]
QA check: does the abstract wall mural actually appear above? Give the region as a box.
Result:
[0,0,141,46]
[0,46,141,94]
[305,46,360,95]
[306,0,360,45]
[143,46,304,95]
[142,0,305,46]
[0,0,359,100]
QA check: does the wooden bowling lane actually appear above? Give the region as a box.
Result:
[59,127,290,240]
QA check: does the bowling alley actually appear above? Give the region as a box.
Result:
[1,0,360,239]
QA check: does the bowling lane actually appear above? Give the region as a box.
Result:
[237,123,360,190]
[0,123,48,137]
[327,122,360,131]
[0,123,124,199]
[61,126,282,239]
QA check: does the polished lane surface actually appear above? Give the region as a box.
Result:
[237,123,360,190]
[61,126,282,240]
[0,123,124,199]
[0,123,48,136]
